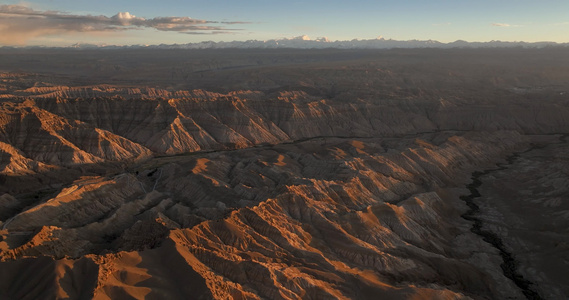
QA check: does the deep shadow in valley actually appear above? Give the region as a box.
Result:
[459,134,569,299]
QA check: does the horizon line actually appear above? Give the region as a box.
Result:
[1,36,568,49]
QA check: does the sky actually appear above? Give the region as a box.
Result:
[0,0,568,46]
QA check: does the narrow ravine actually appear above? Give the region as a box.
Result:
[460,147,544,300]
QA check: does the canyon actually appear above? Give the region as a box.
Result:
[0,48,568,299]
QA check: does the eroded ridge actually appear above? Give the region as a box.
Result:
[0,130,536,299]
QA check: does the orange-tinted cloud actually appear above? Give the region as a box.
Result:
[0,5,248,45]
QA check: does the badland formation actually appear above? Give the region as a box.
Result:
[0,47,568,299]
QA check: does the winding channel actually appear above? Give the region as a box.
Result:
[459,140,556,300]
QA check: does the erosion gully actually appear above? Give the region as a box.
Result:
[458,135,569,300]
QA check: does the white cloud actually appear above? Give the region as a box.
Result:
[491,23,523,28]
[111,12,143,26]
[0,5,248,45]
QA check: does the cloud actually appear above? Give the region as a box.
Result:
[491,23,523,28]
[219,21,252,25]
[0,5,247,45]
[182,31,238,35]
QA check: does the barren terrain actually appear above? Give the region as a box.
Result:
[0,47,568,299]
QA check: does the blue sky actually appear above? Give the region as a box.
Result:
[1,0,568,46]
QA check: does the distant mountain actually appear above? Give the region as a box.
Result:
[3,36,567,50]
[144,36,567,50]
